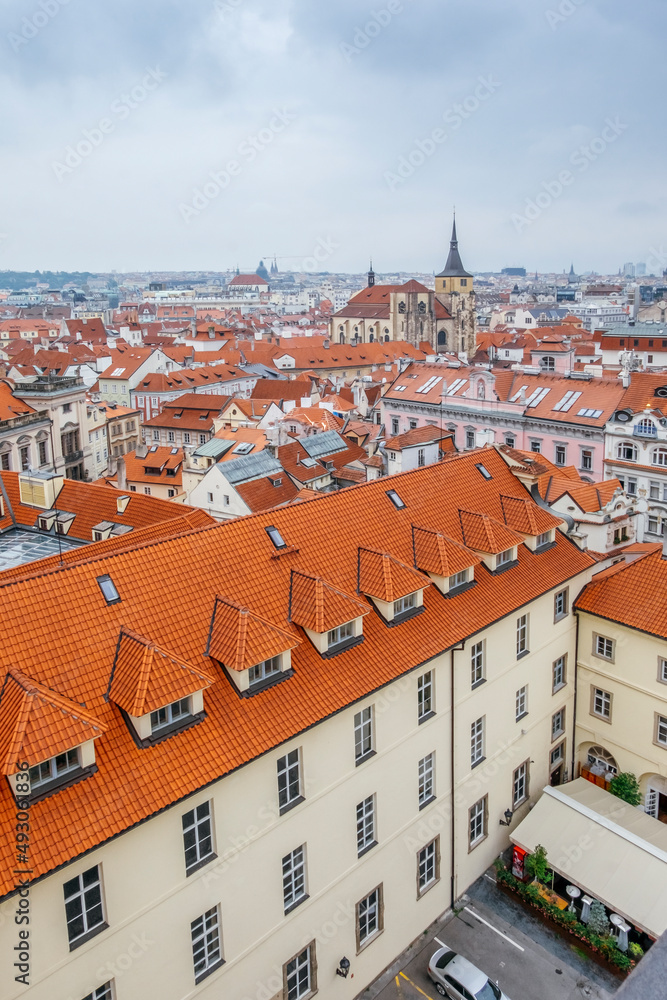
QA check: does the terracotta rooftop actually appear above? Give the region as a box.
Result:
[358,549,430,602]
[575,548,667,639]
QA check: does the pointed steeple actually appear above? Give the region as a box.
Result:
[368,258,375,288]
[436,213,472,278]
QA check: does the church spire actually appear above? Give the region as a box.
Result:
[436,212,472,278]
[367,258,375,288]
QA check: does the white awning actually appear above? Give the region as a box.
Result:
[511,779,667,937]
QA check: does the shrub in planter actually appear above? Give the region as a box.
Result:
[524,843,551,884]
[629,942,644,959]
[588,900,611,937]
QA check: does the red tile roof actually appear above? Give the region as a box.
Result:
[358,549,430,602]
[499,495,564,535]
[235,475,300,512]
[459,509,525,554]
[575,548,667,638]
[289,570,370,632]
[207,597,300,671]
[384,425,455,451]
[412,526,482,577]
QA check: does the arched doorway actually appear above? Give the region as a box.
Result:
[437,330,447,348]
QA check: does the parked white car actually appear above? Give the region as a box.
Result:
[427,945,510,1000]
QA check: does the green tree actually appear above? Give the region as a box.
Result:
[588,900,610,937]
[524,844,550,884]
[609,772,642,807]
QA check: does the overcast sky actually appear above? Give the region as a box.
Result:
[0,0,664,275]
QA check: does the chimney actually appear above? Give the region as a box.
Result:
[622,370,631,389]
[116,456,127,492]
[136,442,148,459]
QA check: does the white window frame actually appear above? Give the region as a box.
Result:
[469,797,487,849]
[592,687,612,721]
[513,761,529,807]
[393,592,417,617]
[418,838,439,894]
[655,714,667,748]
[30,747,79,791]
[552,655,567,693]
[150,697,191,734]
[516,613,529,656]
[449,568,469,590]
[282,845,307,912]
[554,588,568,621]
[328,621,354,649]
[658,657,667,685]
[497,547,513,567]
[417,670,433,721]
[81,985,114,1000]
[284,944,315,1000]
[63,865,105,946]
[278,749,302,813]
[515,685,528,721]
[357,886,383,947]
[356,795,376,856]
[471,716,485,767]
[471,640,485,687]
[354,706,374,763]
[418,752,435,807]
[191,905,223,983]
[594,634,614,661]
[552,707,566,741]
[182,801,215,873]
[248,655,281,686]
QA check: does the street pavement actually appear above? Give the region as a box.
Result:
[364,872,620,1000]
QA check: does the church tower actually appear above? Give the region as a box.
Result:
[367,259,375,288]
[434,215,476,357]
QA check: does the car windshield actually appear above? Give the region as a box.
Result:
[476,980,501,1000]
[436,950,456,970]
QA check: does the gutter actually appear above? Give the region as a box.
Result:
[529,481,576,533]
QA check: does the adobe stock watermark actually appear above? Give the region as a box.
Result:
[546,0,587,31]
[7,0,74,54]
[214,0,244,20]
[300,237,341,273]
[384,75,501,191]
[512,116,628,233]
[178,109,296,223]
[340,0,416,63]
[51,66,168,182]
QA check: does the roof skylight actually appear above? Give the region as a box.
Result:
[386,489,406,509]
[475,464,493,480]
[265,525,287,549]
[97,574,121,605]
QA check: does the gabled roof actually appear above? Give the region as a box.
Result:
[107,628,215,717]
[384,425,454,451]
[0,668,106,775]
[289,569,370,633]
[206,596,300,671]
[358,548,430,602]
[575,548,667,639]
[458,509,525,554]
[499,495,564,535]
[412,525,482,577]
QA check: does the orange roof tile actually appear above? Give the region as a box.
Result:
[206,597,300,671]
[107,628,215,716]
[0,668,106,775]
[458,509,525,554]
[575,548,667,639]
[412,526,482,577]
[289,569,370,633]
[499,495,564,535]
[357,548,431,602]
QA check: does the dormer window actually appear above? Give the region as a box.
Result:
[393,593,417,617]
[150,697,191,734]
[328,622,354,650]
[248,655,282,686]
[449,568,470,591]
[497,548,514,567]
[536,530,554,549]
[30,748,80,792]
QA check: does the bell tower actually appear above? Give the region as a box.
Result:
[435,214,476,357]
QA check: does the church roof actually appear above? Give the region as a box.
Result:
[436,218,472,279]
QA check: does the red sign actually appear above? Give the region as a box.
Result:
[512,845,528,881]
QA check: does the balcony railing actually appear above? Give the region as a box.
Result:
[63,450,84,464]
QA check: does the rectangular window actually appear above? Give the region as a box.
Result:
[182,802,215,873]
[552,655,567,693]
[650,480,660,500]
[282,846,307,912]
[581,449,593,471]
[152,430,160,441]
[591,687,612,721]
[555,445,566,466]
[63,866,105,947]
[466,430,475,449]
[191,906,223,982]
[417,671,433,721]
[550,741,565,770]
[20,446,29,471]
[471,716,485,767]
[409,419,418,430]
[393,592,417,617]
[552,707,566,741]
[30,747,79,791]
[38,440,48,465]
[536,531,551,548]
[530,440,541,454]
[513,761,529,807]
[168,431,175,443]
[505,433,516,448]
[356,795,376,856]
[450,568,469,590]
[469,796,487,849]
[357,886,383,947]
[417,448,426,467]
[417,838,439,894]
[658,657,667,685]
[594,634,614,660]
[81,985,113,1000]
[471,641,485,687]
[354,706,374,763]
[1,453,9,471]
[144,487,151,495]
[184,432,191,444]
[150,697,190,733]
[497,548,513,567]
[655,714,667,747]
[278,749,302,813]
[284,944,315,1000]
[648,515,661,534]
[516,614,529,656]
[248,655,281,686]
[515,685,528,721]
[627,477,638,496]
[391,418,399,435]
[328,621,354,649]
[554,588,568,621]
[418,752,435,807]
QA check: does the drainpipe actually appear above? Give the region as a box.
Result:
[451,640,465,909]
[529,482,576,533]
[570,611,580,784]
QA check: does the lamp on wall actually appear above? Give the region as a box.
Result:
[499,808,513,827]
[336,957,351,979]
